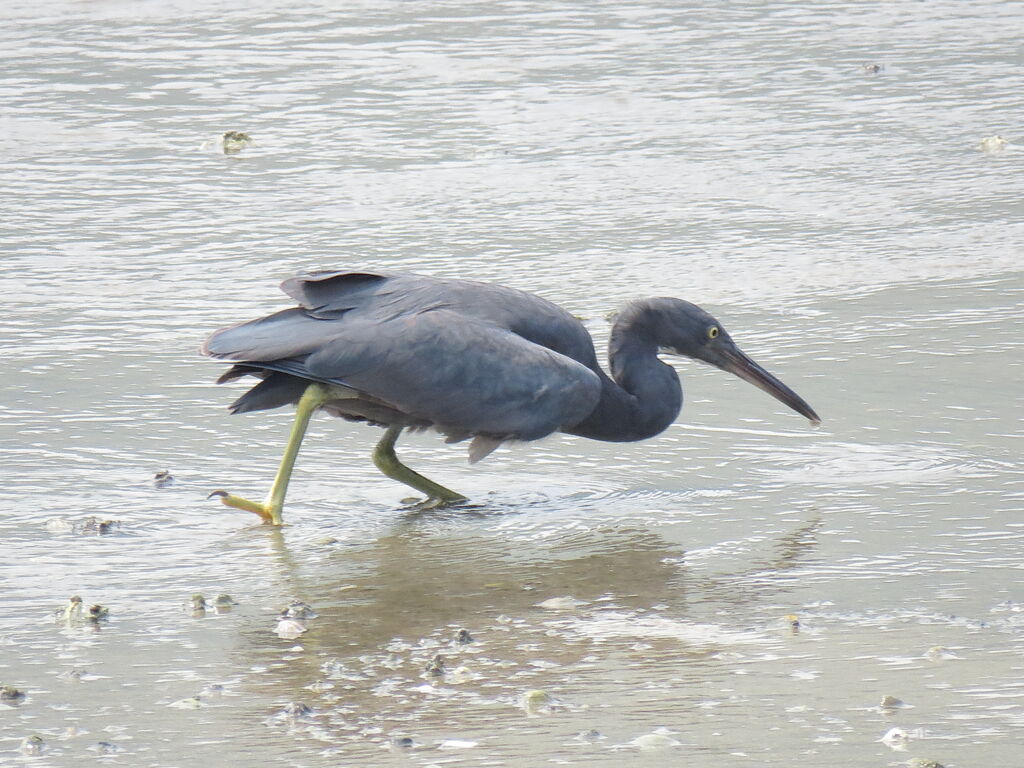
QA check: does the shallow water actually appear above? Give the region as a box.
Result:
[2,1,1022,765]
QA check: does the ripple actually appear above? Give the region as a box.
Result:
[2,1,1023,765]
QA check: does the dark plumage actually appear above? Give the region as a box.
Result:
[203,269,819,522]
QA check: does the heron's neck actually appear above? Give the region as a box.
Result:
[565,302,682,442]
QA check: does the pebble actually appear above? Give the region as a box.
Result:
[1,685,27,703]
[280,600,318,620]
[153,470,175,487]
[978,135,1009,153]
[21,735,45,756]
[520,689,553,714]
[425,654,446,677]
[275,619,307,639]
[220,131,253,154]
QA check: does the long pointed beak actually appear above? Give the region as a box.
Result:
[707,345,821,425]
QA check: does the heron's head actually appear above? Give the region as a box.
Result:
[647,298,821,425]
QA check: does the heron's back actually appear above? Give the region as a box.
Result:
[202,270,603,446]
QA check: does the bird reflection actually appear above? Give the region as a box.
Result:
[244,507,822,658]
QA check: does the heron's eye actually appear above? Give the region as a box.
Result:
[707,326,720,339]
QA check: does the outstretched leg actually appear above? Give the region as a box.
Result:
[210,382,331,525]
[372,426,466,504]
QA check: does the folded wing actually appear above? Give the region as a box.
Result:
[304,309,601,442]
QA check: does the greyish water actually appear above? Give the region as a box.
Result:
[1,1,1021,766]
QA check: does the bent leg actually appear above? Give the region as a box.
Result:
[372,426,466,504]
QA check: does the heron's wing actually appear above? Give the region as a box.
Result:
[275,270,601,367]
[304,309,602,442]
[202,271,403,361]
[279,270,392,314]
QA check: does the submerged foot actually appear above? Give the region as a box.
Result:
[401,494,469,512]
[207,490,282,525]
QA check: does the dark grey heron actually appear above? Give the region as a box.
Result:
[203,270,820,524]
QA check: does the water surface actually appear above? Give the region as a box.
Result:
[1,1,1022,765]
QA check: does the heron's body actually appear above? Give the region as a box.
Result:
[204,269,819,523]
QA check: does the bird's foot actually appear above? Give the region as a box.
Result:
[207,490,282,525]
[402,495,468,512]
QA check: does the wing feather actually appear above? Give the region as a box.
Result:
[305,310,601,440]
[203,270,605,442]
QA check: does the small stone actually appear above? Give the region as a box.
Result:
[425,654,446,677]
[21,735,45,755]
[1,685,27,703]
[978,135,1009,153]
[58,595,84,622]
[280,600,318,620]
[275,618,307,639]
[80,516,119,534]
[880,695,905,709]
[221,131,253,154]
[521,689,553,714]
[389,735,415,749]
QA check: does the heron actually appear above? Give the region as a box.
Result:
[202,269,820,524]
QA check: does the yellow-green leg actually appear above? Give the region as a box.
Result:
[209,383,331,525]
[372,426,466,504]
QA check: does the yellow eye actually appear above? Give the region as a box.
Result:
[708,326,720,339]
